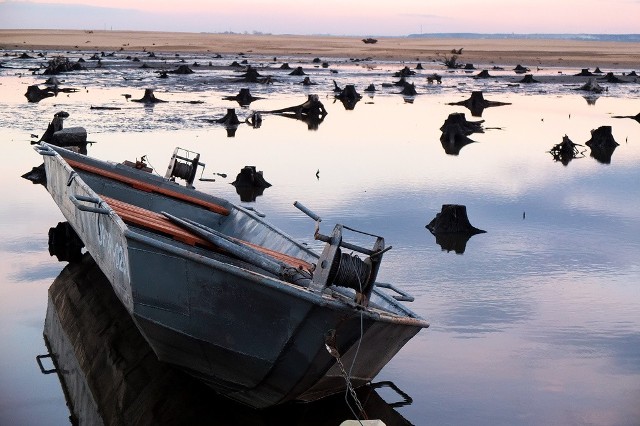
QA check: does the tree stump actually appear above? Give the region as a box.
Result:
[513,64,530,73]
[51,127,88,148]
[25,85,54,103]
[394,66,415,77]
[520,74,540,83]
[576,78,605,93]
[264,94,327,120]
[585,126,619,164]
[448,91,511,117]
[39,112,67,142]
[21,163,47,186]
[548,135,584,165]
[215,108,241,126]
[231,166,271,202]
[132,89,166,103]
[439,112,484,155]
[169,65,194,74]
[575,68,593,76]
[400,82,417,96]
[43,56,86,75]
[223,88,262,106]
[474,69,491,79]
[600,72,625,83]
[426,205,485,253]
[289,66,305,76]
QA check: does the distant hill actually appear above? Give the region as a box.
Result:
[407,33,640,43]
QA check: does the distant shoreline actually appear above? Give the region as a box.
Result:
[408,33,640,43]
[2,29,640,70]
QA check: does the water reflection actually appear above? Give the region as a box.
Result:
[42,253,415,425]
[3,46,640,426]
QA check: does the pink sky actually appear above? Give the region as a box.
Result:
[1,0,639,35]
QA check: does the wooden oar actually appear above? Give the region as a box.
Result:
[162,212,312,286]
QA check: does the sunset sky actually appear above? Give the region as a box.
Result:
[1,0,639,36]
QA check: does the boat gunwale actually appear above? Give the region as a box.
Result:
[125,228,429,328]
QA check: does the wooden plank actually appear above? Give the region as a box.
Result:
[102,196,213,248]
[66,158,231,216]
[100,195,313,272]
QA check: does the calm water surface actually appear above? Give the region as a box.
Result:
[1,49,639,425]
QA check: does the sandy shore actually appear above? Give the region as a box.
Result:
[2,29,640,70]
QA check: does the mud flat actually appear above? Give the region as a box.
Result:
[2,29,640,70]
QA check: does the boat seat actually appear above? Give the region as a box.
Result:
[66,158,230,216]
[101,195,313,272]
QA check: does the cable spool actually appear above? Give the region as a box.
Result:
[166,150,200,187]
[171,160,196,181]
[328,248,372,291]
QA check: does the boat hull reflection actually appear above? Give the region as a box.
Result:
[43,253,415,425]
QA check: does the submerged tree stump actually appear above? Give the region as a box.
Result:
[39,111,67,143]
[474,70,491,79]
[301,77,316,86]
[169,65,194,74]
[263,94,327,121]
[400,82,417,96]
[575,68,594,76]
[289,66,306,76]
[234,65,272,84]
[25,85,54,103]
[222,88,262,106]
[448,91,511,117]
[426,205,485,253]
[43,56,86,75]
[439,112,484,155]
[231,166,271,202]
[51,127,88,147]
[548,135,584,165]
[513,64,530,74]
[215,108,241,126]
[520,74,540,83]
[585,125,619,164]
[394,66,415,77]
[427,204,485,234]
[132,89,166,104]
[576,78,606,93]
[600,72,626,83]
[335,84,362,109]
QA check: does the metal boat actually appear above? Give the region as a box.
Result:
[34,142,429,409]
[39,253,415,424]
